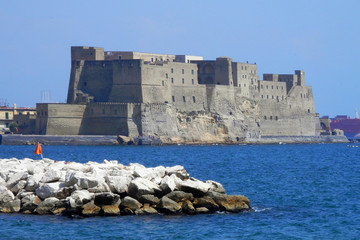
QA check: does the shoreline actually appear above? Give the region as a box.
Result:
[0,134,349,146]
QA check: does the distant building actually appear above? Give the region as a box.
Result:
[0,104,36,134]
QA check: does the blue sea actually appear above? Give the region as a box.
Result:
[0,143,360,239]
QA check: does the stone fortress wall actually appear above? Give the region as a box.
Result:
[36,46,320,143]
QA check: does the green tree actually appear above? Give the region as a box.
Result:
[9,122,18,133]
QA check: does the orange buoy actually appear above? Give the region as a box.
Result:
[34,142,42,155]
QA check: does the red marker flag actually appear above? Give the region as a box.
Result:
[34,142,42,155]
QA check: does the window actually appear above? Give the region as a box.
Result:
[5,123,9,128]
[266,85,268,89]
[275,116,278,120]
[171,78,174,84]
[267,95,269,99]
[264,116,267,120]
[5,112,9,119]
[151,58,154,62]
[83,82,87,86]
[261,85,263,89]
[192,96,196,103]
[182,69,184,74]
[261,95,263,98]
[172,96,175,102]
[192,69,194,74]
[183,96,186,102]
[182,78,184,84]
[114,109,118,115]
[241,66,243,70]
[272,86,273,89]
[162,80,164,86]
[244,84,246,87]
[171,68,173,73]
[270,116,273,120]
[166,73,168,79]
[192,79,194,84]
[308,109,310,113]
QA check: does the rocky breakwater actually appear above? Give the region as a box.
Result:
[0,158,250,217]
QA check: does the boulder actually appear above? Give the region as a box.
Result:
[64,171,80,187]
[94,192,121,206]
[36,197,59,215]
[56,186,77,199]
[6,171,28,189]
[10,180,27,194]
[127,178,162,199]
[0,199,21,213]
[195,207,210,214]
[0,189,15,203]
[179,180,210,197]
[156,196,181,214]
[206,180,226,193]
[165,191,194,202]
[82,201,101,217]
[68,190,94,208]
[216,195,250,212]
[35,182,62,200]
[135,204,158,215]
[78,176,100,189]
[120,196,142,211]
[192,197,219,212]
[165,165,189,180]
[25,175,40,192]
[138,194,160,205]
[105,176,132,194]
[19,193,42,213]
[181,200,195,214]
[101,205,120,216]
[159,175,176,194]
[41,169,62,183]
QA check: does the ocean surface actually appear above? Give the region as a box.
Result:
[0,143,359,239]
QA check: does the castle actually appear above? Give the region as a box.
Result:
[35,46,320,143]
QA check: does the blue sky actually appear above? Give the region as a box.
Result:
[1,0,359,117]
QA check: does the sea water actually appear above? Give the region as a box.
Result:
[0,143,359,239]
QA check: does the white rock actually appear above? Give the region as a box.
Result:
[41,169,62,183]
[0,189,15,203]
[10,180,27,194]
[64,171,81,187]
[178,179,211,196]
[35,182,62,199]
[6,171,28,189]
[165,165,189,180]
[105,176,132,194]
[205,180,226,193]
[68,190,94,208]
[127,177,162,198]
[160,175,176,193]
[78,176,100,189]
[25,175,40,191]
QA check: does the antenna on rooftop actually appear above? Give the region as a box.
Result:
[0,98,9,107]
[355,108,359,119]
[41,90,51,103]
